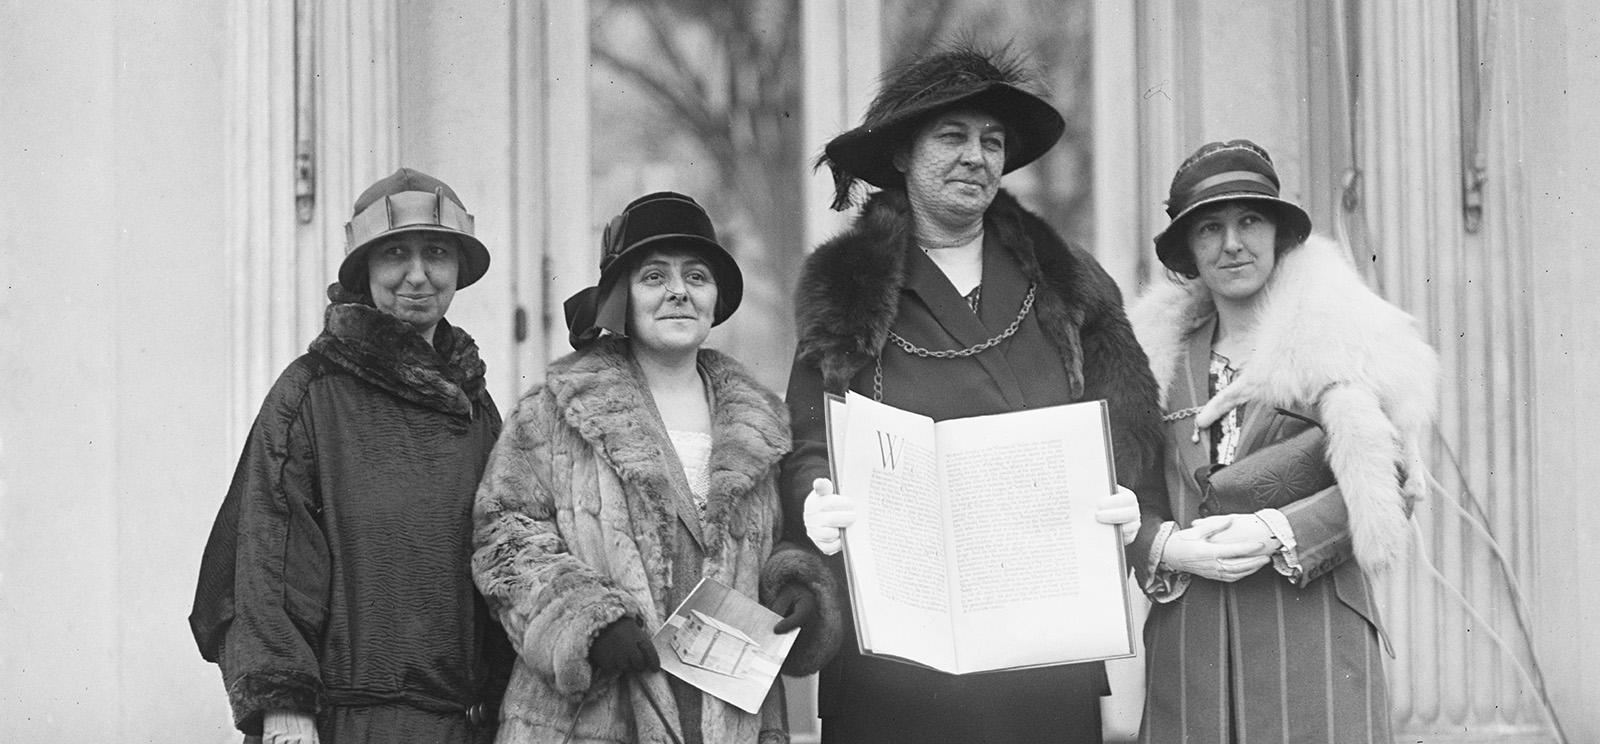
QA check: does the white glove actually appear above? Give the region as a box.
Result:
[1094,485,1141,546]
[1158,518,1271,582]
[803,477,857,556]
[263,710,320,744]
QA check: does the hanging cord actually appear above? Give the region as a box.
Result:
[562,673,686,744]
[1409,428,1569,744]
[1328,2,1558,738]
[632,676,687,744]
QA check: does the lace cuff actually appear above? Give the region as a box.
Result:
[1143,521,1191,602]
[1257,508,1304,580]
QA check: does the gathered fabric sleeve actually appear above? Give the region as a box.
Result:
[195,373,331,735]
[1077,278,1167,502]
[778,350,833,549]
[471,390,637,698]
[1077,303,1170,579]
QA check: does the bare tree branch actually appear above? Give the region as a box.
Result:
[589,44,726,146]
[636,1,716,113]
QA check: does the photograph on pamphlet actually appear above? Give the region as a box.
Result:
[652,577,799,714]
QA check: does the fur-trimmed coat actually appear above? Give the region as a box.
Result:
[780,189,1164,740]
[1128,235,1438,743]
[473,339,841,744]
[190,299,511,742]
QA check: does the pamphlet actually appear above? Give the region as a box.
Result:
[825,391,1135,674]
[652,577,797,714]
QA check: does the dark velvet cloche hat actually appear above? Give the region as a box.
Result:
[818,43,1066,211]
[1153,139,1312,273]
[562,191,743,349]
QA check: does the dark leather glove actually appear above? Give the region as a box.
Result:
[768,583,819,634]
[588,616,660,673]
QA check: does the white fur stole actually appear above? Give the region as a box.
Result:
[1130,235,1439,569]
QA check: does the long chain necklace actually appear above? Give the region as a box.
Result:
[872,284,1036,401]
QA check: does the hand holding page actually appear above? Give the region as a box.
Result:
[825,391,1135,674]
[803,477,856,555]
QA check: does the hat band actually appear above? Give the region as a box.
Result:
[345,189,476,253]
[1181,170,1277,203]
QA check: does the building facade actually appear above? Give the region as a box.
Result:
[1,1,1594,741]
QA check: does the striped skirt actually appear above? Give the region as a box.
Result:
[1138,565,1394,744]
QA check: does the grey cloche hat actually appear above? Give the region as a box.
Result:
[339,167,491,293]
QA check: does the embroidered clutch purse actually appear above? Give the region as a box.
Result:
[1195,424,1335,516]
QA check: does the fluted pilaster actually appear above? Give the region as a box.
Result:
[1359,0,1549,740]
[224,0,399,448]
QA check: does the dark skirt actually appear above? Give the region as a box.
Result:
[315,704,495,744]
[819,652,1108,744]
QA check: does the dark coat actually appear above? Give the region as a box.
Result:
[1128,236,1438,743]
[190,301,511,742]
[472,339,841,744]
[781,189,1165,743]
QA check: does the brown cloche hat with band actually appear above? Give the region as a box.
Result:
[818,43,1066,211]
[563,191,743,349]
[1154,140,1312,274]
[339,167,491,293]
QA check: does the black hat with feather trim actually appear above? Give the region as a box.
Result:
[817,43,1065,211]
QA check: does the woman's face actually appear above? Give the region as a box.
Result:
[367,232,460,336]
[626,248,718,357]
[1187,202,1278,304]
[894,108,1007,225]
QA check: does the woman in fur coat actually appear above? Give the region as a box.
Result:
[190,168,512,743]
[1128,140,1438,743]
[472,192,841,744]
[786,44,1165,743]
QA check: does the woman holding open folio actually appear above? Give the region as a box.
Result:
[782,43,1166,743]
[1128,140,1439,743]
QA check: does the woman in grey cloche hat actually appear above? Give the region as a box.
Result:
[191,167,512,743]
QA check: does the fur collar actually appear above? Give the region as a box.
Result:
[543,338,791,551]
[794,188,1119,398]
[1130,235,1439,567]
[309,302,487,417]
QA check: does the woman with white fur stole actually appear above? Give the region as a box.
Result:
[1128,139,1439,743]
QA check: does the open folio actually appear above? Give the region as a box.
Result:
[825,392,1136,675]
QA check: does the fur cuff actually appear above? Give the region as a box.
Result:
[761,542,844,675]
[228,669,323,734]
[540,596,632,698]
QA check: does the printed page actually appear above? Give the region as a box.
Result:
[934,400,1133,672]
[835,391,958,672]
